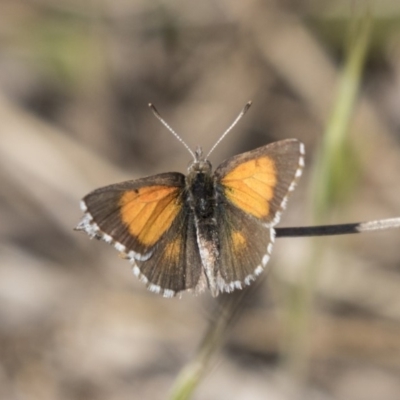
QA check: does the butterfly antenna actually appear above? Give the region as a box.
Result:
[206,101,252,159]
[149,103,196,160]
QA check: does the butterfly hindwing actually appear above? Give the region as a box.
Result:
[215,200,275,291]
[134,204,205,296]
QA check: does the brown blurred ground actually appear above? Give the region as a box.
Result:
[1,1,400,399]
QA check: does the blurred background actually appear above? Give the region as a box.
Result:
[1,1,400,399]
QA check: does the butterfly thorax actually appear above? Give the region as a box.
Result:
[187,170,213,217]
[186,147,214,217]
[186,154,220,296]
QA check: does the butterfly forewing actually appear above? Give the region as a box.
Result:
[215,139,304,225]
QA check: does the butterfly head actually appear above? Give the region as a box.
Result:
[187,146,212,175]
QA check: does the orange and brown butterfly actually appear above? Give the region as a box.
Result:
[75,102,305,298]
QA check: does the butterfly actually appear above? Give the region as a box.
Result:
[75,102,305,298]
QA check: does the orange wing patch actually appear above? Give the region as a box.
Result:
[231,230,247,250]
[164,237,182,261]
[119,186,181,246]
[221,157,277,218]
